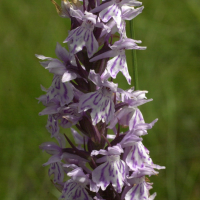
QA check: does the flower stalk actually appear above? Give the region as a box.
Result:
[36,0,165,199]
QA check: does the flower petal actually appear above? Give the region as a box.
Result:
[46,76,74,106]
[49,162,65,183]
[107,52,131,84]
[92,156,126,193]
[79,88,115,125]
[62,71,77,82]
[60,179,93,200]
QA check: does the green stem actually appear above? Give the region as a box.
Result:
[129,20,138,90]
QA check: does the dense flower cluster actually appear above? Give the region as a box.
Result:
[36,0,165,199]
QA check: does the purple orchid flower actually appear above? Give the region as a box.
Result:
[36,43,77,82]
[121,176,157,200]
[46,114,60,137]
[108,89,152,130]
[91,144,126,193]
[119,6,144,37]
[37,0,165,199]
[91,0,142,31]
[60,167,93,200]
[60,103,84,128]
[123,141,165,171]
[64,11,99,58]
[79,70,117,125]
[90,38,146,84]
[37,75,74,107]
[39,134,66,183]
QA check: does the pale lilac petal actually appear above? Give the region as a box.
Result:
[43,154,61,166]
[107,144,124,155]
[79,91,99,111]
[64,14,99,57]
[126,141,153,170]
[55,133,66,148]
[90,1,114,13]
[122,175,156,200]
[46,76,74,106]
[82,11,97,24]
[99,4,121,23]
[40,84,48,92]
[60,0,71,18]
[90,180,100,193]
[39,104,60,116]
[108,107,139,130]
[128,98,152,107]
[47,60,66,75]
[128,108,145,130]
[60,179,93,200]
[101,81,118,92]
[119,89,151,107]
[71,128,84,145]
[107,116,119,129]
[85,30,99,58]
[120,0,142,7]
[120,132,142,148]
[47,59,64,69]
[123,175,157,200]
[90,50,117,62]
[133,119,158,136]
[107,134,116,139]
[149,192,157,200]
[122,6,144,20]
[120,61,132,84]
[63,164,79,170]
[39,60,51,68]
[60,168,92,200]
[35,54,52,60]
[64,27,80,43]
[55,42,70,63]
[132,90,148,99]
[107,52,131,84]
[128,167,159,178]
[62,71,77,82]
[88,70,102,86]
[62,152,88,163]
[104,38,146,84]
[60,103,83,128]
[107,54,125,78]
[111,38,141,50]
[95,156,107,163]
[79,88,115,125]
[39,141,61,155]
[67,167,86,179]
[70,128,88,146]
[100,70,111,81]
[64,26,98,58]
[125,181,149,200]
[92,155,126,193]
[69,8,84,20]
[49,162,64,183]
[92,145,126,193]
[36,57,53,68]
[46,115,59,137]
[112,10,122,29]
[91,149,108,156]
[97,22,111,37]
[91,95,115,125]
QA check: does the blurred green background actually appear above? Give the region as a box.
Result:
[0,0,199,199]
